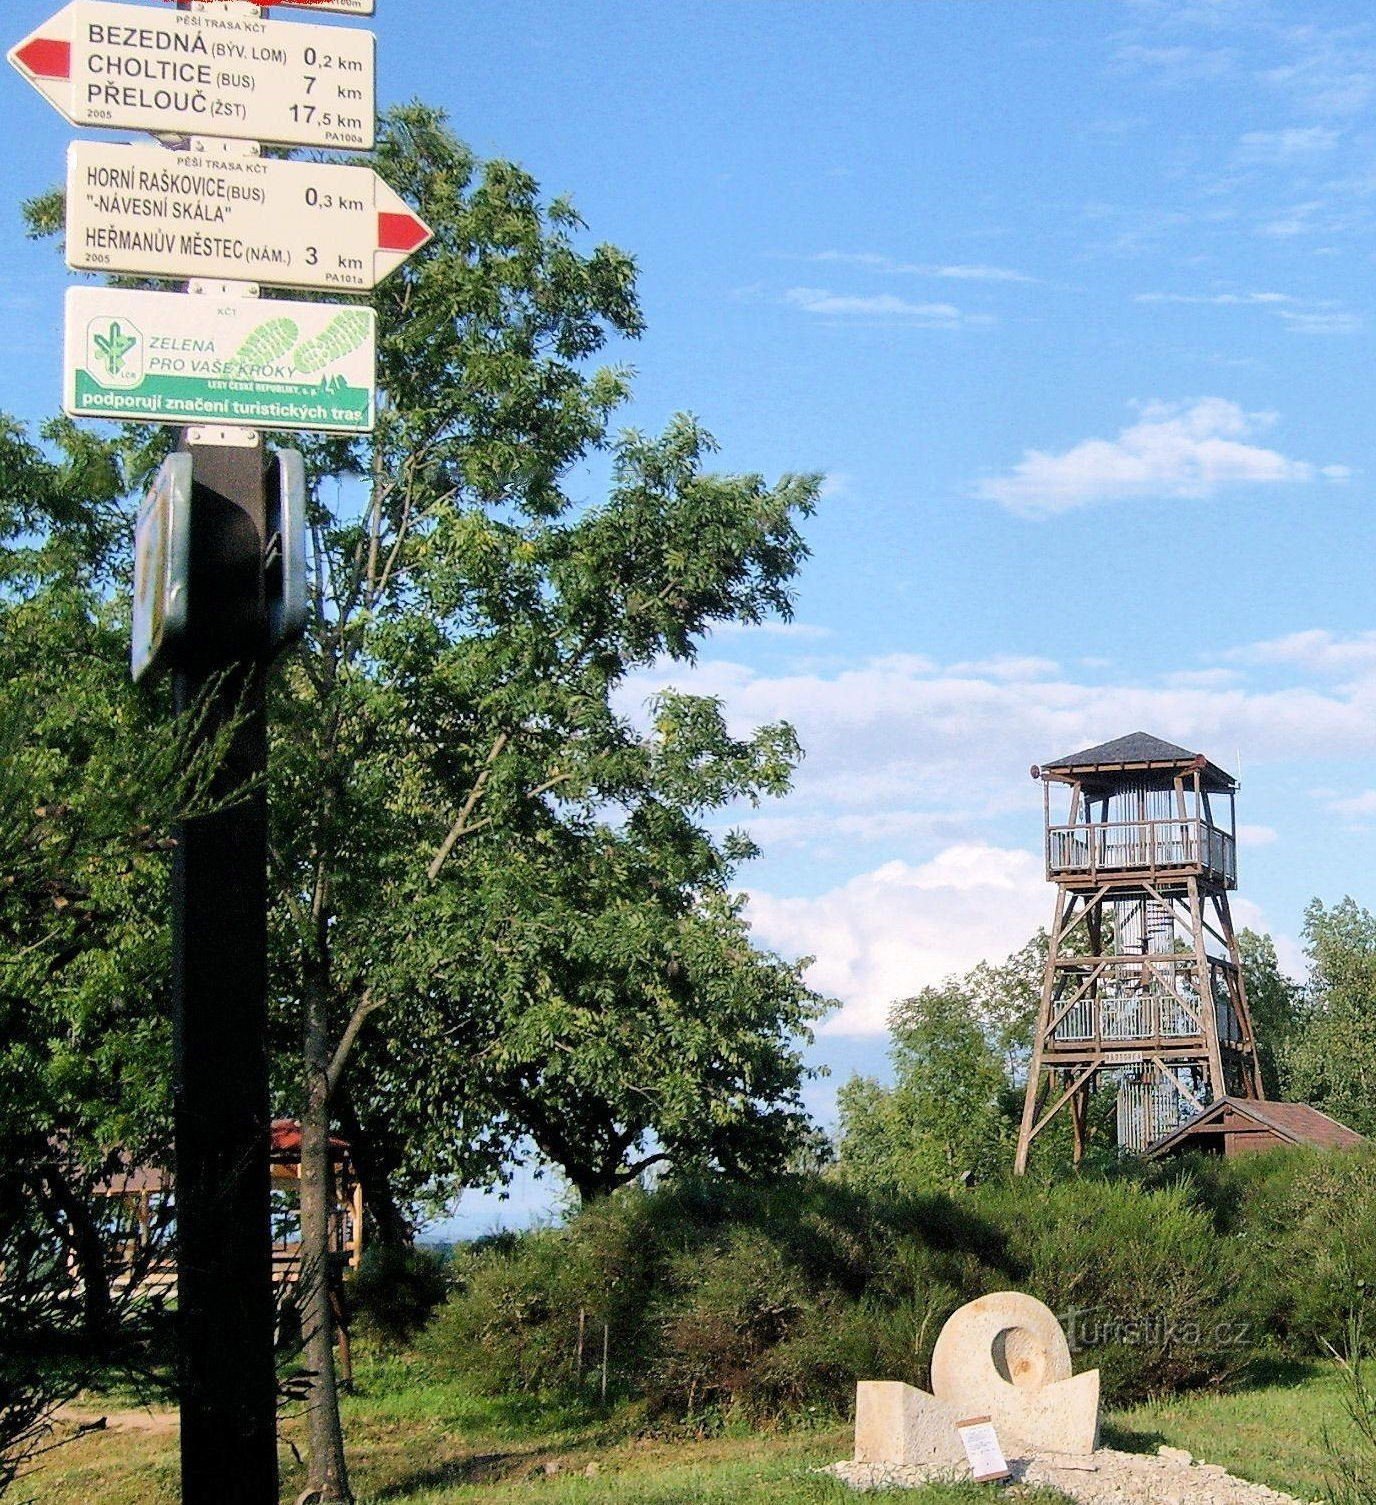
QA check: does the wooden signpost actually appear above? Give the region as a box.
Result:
[8,1,432,1499]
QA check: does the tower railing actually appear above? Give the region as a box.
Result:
[1047,818,1235,884]
[1051,975,1202,1045]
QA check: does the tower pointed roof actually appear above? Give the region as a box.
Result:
[1038,731,1235,790]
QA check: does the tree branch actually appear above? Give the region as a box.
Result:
[327,988,384,1101]
[618,1151,672,1186]
[427,731,510,881]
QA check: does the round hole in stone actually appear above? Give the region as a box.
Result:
[992,1325,1049,1389]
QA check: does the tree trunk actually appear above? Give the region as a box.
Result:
[334,1088,412,1252]
[32,1165,112,1343]
[300,972,352,1504]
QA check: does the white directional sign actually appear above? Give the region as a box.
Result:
[65,286,376,434]
[8,0,375,149]
[68,142,432,291]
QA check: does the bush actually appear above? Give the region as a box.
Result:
[420,1152,1376,1425]
[423,1177,1015,1423]
[349,1244,450,1343]
[973,1176,1255,1402]
[1159,1146,1376,1353]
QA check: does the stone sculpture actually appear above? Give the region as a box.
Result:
[854,1292,1100,1469]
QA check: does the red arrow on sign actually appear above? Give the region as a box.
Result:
[378,213,431,255]
[13,36,69,80]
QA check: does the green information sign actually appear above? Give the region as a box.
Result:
[64,286,376,434]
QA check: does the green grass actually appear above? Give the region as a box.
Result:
[1106,1359,1352,1501]
[18,1354,1357,1504]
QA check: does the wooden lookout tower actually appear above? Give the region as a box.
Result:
[1014,732,1264,1172]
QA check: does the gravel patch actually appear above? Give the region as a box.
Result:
[824,1444,1320,1504]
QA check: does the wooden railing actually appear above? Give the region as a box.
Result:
[1049,957,1241,1047]
[1047,818,1235,883]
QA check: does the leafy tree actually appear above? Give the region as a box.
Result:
[403,821,826,1204]
[253,106,824,1499]
[1285,899,1376,1134]
[1237,928,1305,1099]
[21,104,825,1502]
[0,414,233,1492]
[837,982,1011,1191]
[961,930,1047,1079]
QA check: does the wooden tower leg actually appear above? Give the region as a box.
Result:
[1215,890,1265,1099]
[1186,878,1227,1104]
[1070,1081,1088,1164]
[1015,889,1066,1175]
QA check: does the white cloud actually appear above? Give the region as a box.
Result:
[1258,201,1326,237]
[805,252,1036,283]
[612,629,1376,1036]
[975,398,1326,517]
[748,845,1047,1036]
[784,287,990,327]
[1113,43,1236,84]
[1162,667,1244,689]
[819,471,852,502]
[707,620,833,642]
[622,632,1376,867]
[1262,52,1376,119]
[1131,291,1358,335]
[1133,290,1295,306]
[1237,125,1341,159]
[924,264,1035,283]
[1276,308,1363,335]
[1323,790,1376,818]
[1227,629,1376,677]
[946,656,1061,681]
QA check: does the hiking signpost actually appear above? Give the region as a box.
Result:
[8,2,432,1500]
[67,140,430,289]
[8,1,376,146]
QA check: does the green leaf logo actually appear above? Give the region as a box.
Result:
[93,321,138,377]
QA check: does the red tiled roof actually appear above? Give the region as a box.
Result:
[269,1118,351,1162]
[1227,1099,1366,1150]
[92,1121,351,1195]
[1145,1097,1366,1157]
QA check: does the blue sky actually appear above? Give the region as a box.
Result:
[6,0,1376,1232]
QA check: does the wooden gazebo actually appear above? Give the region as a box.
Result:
[94,1118,364,1291]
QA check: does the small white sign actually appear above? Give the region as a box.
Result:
[68,141,431,291]
[9,0,375,149]
[956,1416,1011,1484]
[65,285,376,434]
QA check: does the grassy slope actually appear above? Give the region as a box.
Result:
[1108,1362,1352,1503]
[19,1358,1354,1505]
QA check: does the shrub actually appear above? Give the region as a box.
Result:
[349,1244,450,1344]
[648,1231,809,1420]
[1163,1146,1376,1353]
[422,1163,1340,1423]
[974,1176,1256,1402]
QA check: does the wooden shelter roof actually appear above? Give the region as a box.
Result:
[91,1120,351,1197]
[268,1119,351,1164]
[1038,731,1236,792]
[1144,1097,1366,1159]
